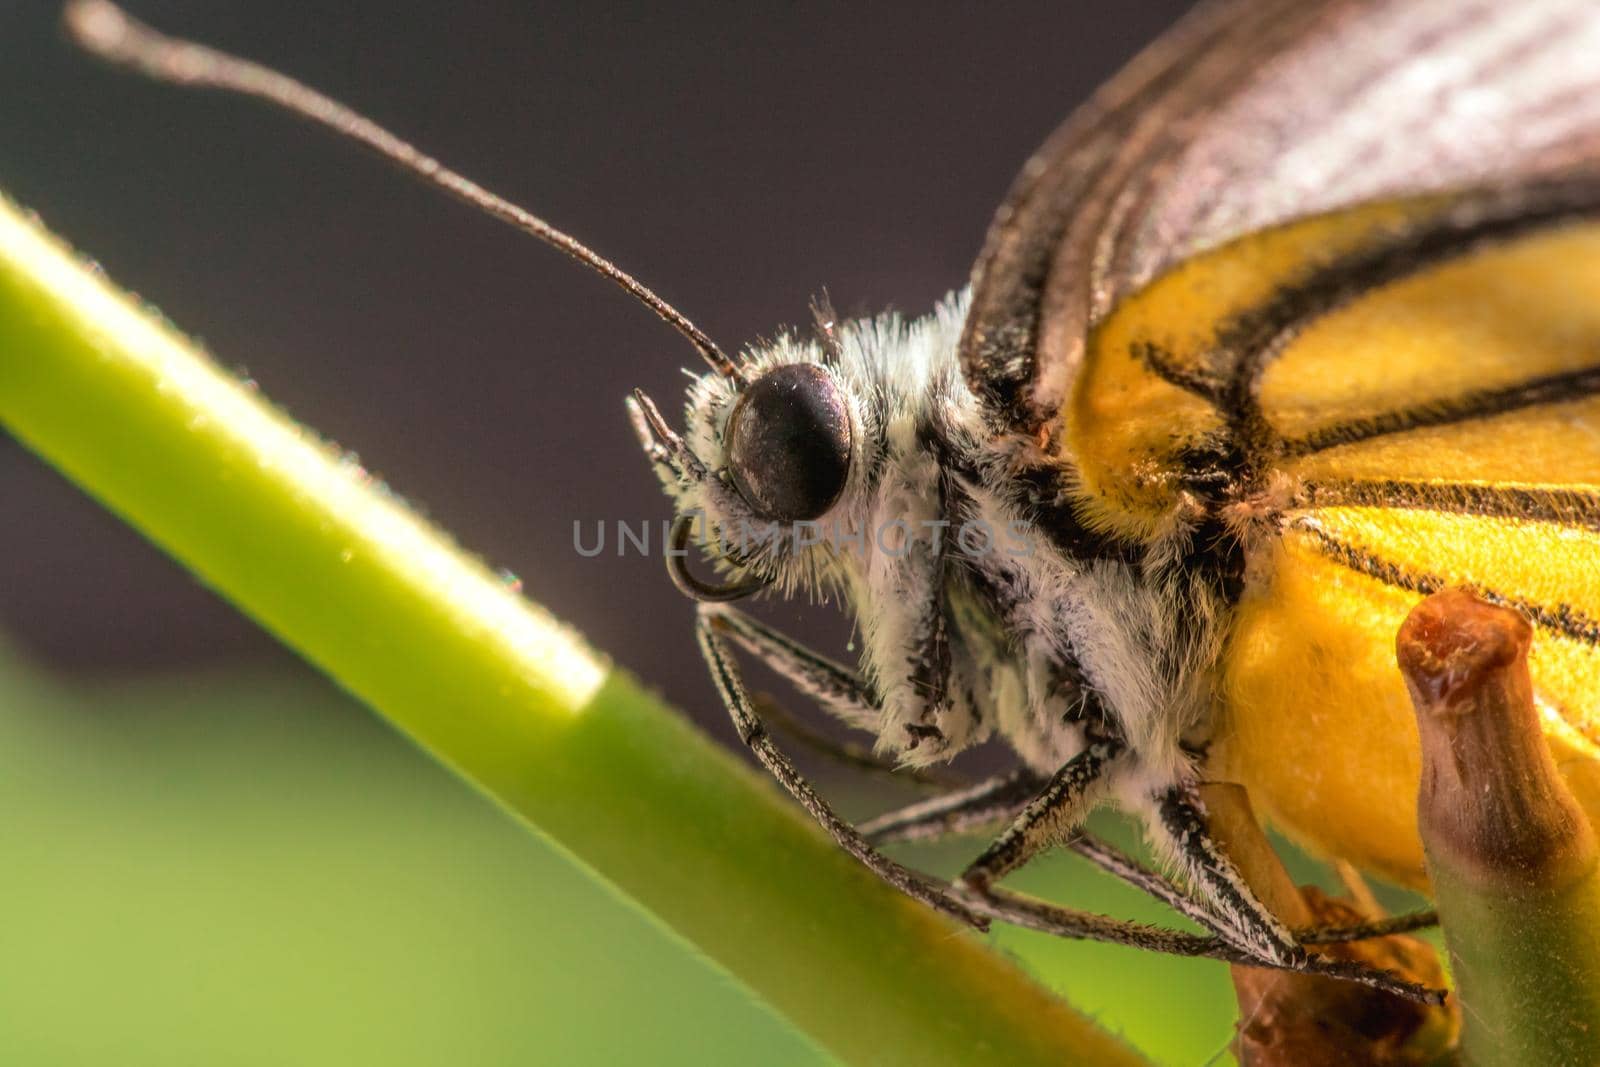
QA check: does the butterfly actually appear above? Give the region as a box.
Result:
[70,0,1600,1001]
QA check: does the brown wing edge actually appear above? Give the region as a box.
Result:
[957,0,1323,437]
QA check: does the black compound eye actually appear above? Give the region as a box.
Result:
[725,364,852,522]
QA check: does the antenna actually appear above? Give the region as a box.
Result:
[63,0,744,380]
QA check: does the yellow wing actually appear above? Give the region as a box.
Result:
[1072,183,1600,888]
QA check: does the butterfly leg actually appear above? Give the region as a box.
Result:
[751,693,965,790]
[713,605,959,787]
[699,605,1328,965]
[945,747,1288,949]
[858,769,1044,844]
[695,604,987,928]
[1150,784,1303,966]
[864,778,1240,942]
[957,738,1123,892]
[704,598,880,733]
[859,771,1253,937]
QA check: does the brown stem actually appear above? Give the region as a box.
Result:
[1399,590,1596,890]
[1399,589,1600,1066]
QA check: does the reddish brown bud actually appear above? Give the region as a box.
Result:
[1399,590,1595,891]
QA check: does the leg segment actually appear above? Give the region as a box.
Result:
[959,738,1123,891]
[1064,833,1235,938]
[860,773,1247,943]
[1152,785,1303,966]
[964,885,1443,1004]
[711,604,960,787]
[752,693,963,790]
[858,769,1044,844]
[696,606,985,928]
[709,602,880,733]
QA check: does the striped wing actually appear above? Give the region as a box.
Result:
[1228,214,1600,884]
[1079,192,1600,885]
[963,0,1600,437]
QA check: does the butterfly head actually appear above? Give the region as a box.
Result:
[628,326,866,603]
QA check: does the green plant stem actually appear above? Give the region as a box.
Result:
[0,195,1143,1066]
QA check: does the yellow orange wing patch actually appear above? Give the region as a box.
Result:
[1075,192,1600,887]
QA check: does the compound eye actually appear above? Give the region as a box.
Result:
[725,364,852,522]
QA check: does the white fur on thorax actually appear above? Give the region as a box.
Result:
[950,462,1223,786]
[660,289,1226,792]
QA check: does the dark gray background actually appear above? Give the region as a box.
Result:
[0,1,1192,743]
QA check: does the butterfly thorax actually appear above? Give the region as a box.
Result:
[663,291,1244,788]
